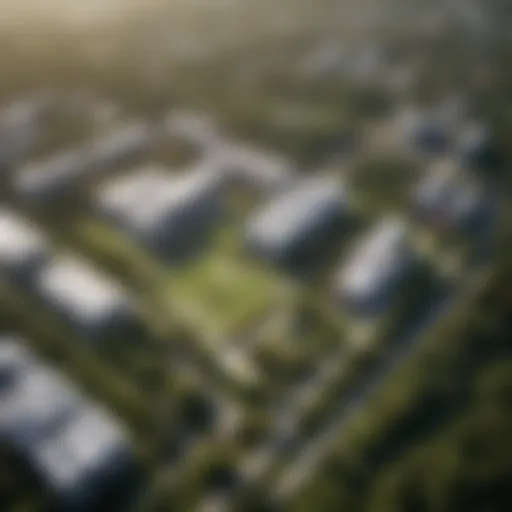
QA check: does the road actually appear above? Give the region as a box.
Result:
[271,265,493,502]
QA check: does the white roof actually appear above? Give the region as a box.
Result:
[96,166,172,216]
[215,140,294,191]
[89,121,154,167]
[37,256,132,325]
[98,167,221,238]
[415,159,484,222]
[339,217,409,300]
[0,367,82,446]
[248,176,346,254]
[14,148,90,198]
[34,405,130,495]
[165,110,219,148]
[0,336,35,384]
[0,97,49,163]
[0,209,50,266]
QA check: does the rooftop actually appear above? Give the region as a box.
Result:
[414,159,486,224]
[33,404,132,499]
[14,148,91,199]
[247,176,347,256]
[0,209,50,266]
[88,121,155,169]
[0,366,83,448]
[338,217,410,300]
[37,255,133,325]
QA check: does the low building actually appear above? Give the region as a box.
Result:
[0,336,36,392]
[412,159,492,235]
[213,141,294,194]
[95,165,172,227]
[35,255,135,343]
[245,177,349,273]
[0,209,51,285]
[0,366,84,454]
[456,122,501,174]
[0,336,138,511]
[0,96,51,169]
[87,121,156,171]
[13,148,93,204]
[335,217,414,315]
[96,166,225,261]
[13,122,155,204]
[32,404,137,511]
[396,106,452,156]
[165,110,220,153]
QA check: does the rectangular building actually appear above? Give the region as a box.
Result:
[32,404,137,511]
[245,176,349,273]
[335,217,414,315]
[87,121,156,172]
[13,121,155,204]
[0,336,138,512]
[96,166,225,261]
[35,255,135,343]
[13,148,93,204]
[0,209,51,285]
[412,159,491,234]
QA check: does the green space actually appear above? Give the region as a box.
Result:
[166,224,290,340]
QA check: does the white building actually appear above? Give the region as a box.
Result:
[13,121,156,204]
[245,177,348,272]
[0,96,51,169]
[0,336,36,393]
[412,159,491,234]
[35,255,135,342]
[456,122,500,173]
[335,217,414,315]
[0,209,51,284]
[212,140,295,194]
[165,110,220,153]
[13,148,92,203]
[0,335,137,511]
[394,106,453,157]
[0,366,84,454]
[96,166,225,261]
[32,404,137,511]
[87,121,156,172]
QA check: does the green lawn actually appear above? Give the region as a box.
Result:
[73,217,287,342]
[166,225,288,339]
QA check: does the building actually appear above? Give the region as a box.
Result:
[13,148,93,204]
[213,141,295,194]
[0,366,85,454]
[0,209,51,285]
[96,166,225,261]
[32,404,137,511]
[245,177,348,273]
[35,255,135,343]
[0,96,51,169]
[335,217,414,316]
[87,121,156,172]
[165,110,220,153]
[95,165,173,227]
[456,122,501,174]
[13,121,156,204]
[396,106,452,157]
[412,159,492,235]
[0,336,138,511]
[0,336,36,392]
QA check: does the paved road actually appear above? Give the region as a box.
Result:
[272,266,492,502]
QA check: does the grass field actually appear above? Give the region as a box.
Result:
[72,214,288,343]
[166,224,289,340]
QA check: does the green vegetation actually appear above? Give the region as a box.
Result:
[292,258,512,512]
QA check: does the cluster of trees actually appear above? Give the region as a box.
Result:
[292,253,512,512]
